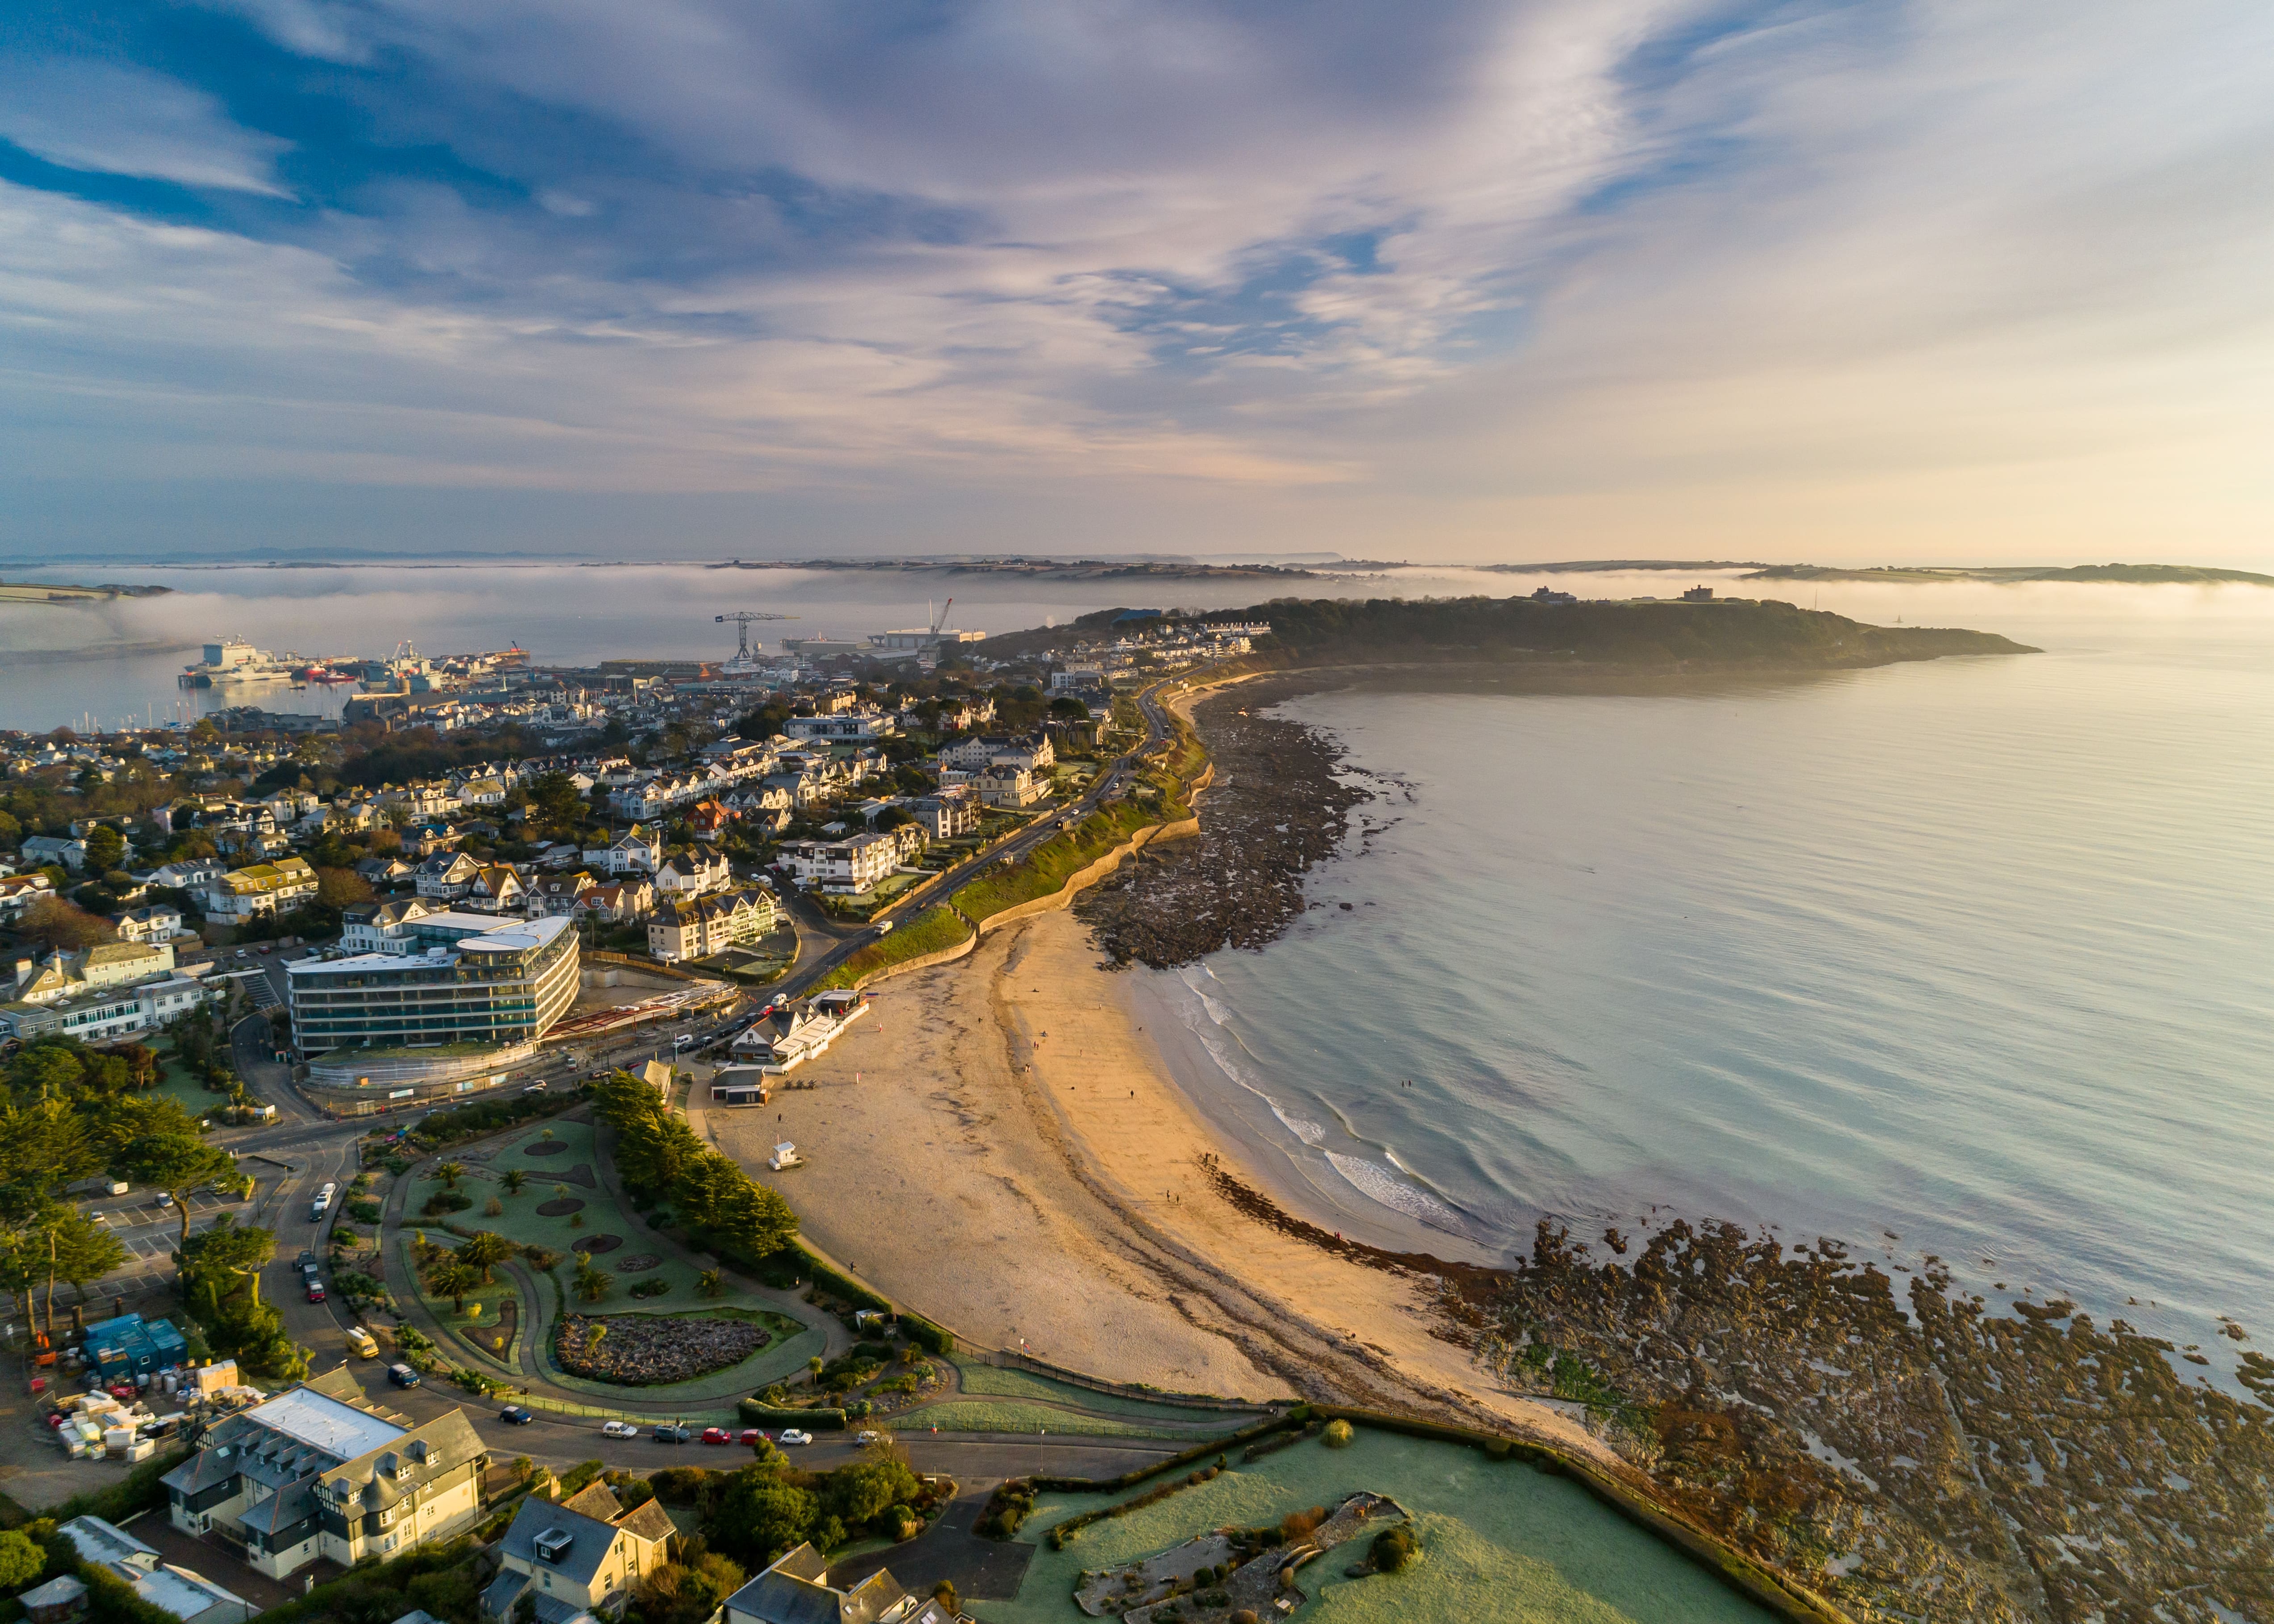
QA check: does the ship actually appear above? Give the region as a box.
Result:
[178,637,303,688]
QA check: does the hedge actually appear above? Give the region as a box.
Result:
[790,1243,891,1314]
[901,1315,956,1357]
[737,1399,848,1429]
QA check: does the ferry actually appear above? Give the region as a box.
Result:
[178,637,301,688]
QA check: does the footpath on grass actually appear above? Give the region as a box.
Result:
[377,1108,844,1421]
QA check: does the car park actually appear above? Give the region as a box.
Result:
[653,1423,692,1443]
[700,1427,732,1445]
[777,1428,813,1446]
[602,1420,640,1439]
[500,1406,536,1425]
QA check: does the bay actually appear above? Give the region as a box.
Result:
[1135,596,2274,1374]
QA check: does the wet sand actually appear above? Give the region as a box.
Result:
[703,910,1603,1458]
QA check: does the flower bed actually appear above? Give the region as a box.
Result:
[554,1312,772,1385]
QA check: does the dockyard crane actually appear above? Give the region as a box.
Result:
[716,610,796,661]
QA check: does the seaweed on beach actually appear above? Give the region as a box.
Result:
[1475,1220,2274,1624]
[1077,686,1370,967]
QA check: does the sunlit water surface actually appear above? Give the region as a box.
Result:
[1133,597,2274,1369]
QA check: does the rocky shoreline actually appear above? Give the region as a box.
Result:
[1076,679,1375,967]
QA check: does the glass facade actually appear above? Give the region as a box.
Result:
[289,917,579,1053]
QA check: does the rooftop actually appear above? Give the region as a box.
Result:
[240,1386,403,1461]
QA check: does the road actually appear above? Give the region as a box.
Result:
[767,669,1189,998]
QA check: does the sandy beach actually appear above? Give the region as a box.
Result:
[701,907,1605,1459]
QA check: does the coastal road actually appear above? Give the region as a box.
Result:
[768,668,1193,998]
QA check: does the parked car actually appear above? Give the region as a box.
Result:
[305,1282,325,1302]
[699,1427,732,1445]
[156,1192,174,1208]
[602,1420,640,1439]
[777,1428,813,1446]
[856,1430,883,1447]
[387,1363,420,1388]
[500,1406,535,1425]
[653,1423,693,1443]
[737,1428,767,1446]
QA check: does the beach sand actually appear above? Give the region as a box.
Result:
[703,908,1602,1458]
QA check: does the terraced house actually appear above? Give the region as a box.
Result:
[164,1370,487,1578]
[646,887,779,962]
[203,855,318,925]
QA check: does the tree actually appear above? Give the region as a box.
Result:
[316,867,374,909]
[428,1257,474,1312]
[825,1456,919,1527]
[526,773,586,841]
[502,1169,527,1195]
[573,1255,611,1303]
[0,808,20,850]
[0,1527,45,1590]
[436,1161,467,1189]
[112,1098,237,1250]
[18,895,113,952]
[457,1230,514,1283]
[83,824,127,874]
[697,1269,722,1298]
[709,1470,816,1566]
[0,1096,98,1224]
[52,1210,128,1319]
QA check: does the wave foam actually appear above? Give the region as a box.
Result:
[1326,1152,1472,1234]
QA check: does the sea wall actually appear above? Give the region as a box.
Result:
[974,815,1200,935]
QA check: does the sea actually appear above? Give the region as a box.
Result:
[1129,579,2274,1374]
[5,561,2267,1365]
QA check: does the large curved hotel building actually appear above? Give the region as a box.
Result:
[287,912,579,1108]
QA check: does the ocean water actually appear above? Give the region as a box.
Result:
[0,560,1509,732]
[1135,596,2274,1364]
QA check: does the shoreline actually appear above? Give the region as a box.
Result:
[702,906,1608,1453]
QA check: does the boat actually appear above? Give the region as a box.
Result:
[179,637,300,688]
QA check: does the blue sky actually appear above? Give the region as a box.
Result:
[2,0,2270,563]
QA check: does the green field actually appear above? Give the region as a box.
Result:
[978,1427,1780,1624]
[949,801,1168,921]
[812,907,973,991]
[949,1361,1269,1424]
[889,1400,1230,1440]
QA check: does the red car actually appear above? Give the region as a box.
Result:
[738,1428,767,1447]
[699,1427,732,1445]
[306,1282,325,1302]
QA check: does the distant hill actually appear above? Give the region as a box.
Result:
[1473,559,2274,587]
[980,594,2036,668]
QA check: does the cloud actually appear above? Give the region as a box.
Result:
[0,58,295,196]
[0,0,2271,563]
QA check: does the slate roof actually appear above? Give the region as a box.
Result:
[722,1545,911,1624]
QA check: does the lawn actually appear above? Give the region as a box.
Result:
[402,1121,833,1397]
[889,1400,1229,1440]
[148,1058,224,1120]
[402,1236,524,1369]
[812,907,973,992]
[949,801,1169,921]
[975,1427,1782,1624]
[948,1362,1269,1426]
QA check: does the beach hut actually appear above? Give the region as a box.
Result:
[768,1143,804,1171]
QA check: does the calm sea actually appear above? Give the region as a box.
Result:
[0,560,1499,732]
[1132,586,2274,1370]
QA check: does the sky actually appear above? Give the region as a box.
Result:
[2,1,2271,566]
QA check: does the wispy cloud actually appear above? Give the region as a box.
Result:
[0,58,295,196]
[2,1,2272,562]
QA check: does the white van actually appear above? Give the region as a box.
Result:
[310,1182,337,1221]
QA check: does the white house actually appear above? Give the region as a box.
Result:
[583,825,663,875]
[777,833,897,893]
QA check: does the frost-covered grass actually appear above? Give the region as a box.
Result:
[978,1428,1779,1624]
[950,1362,1265,1424]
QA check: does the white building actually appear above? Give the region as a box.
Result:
[777,833,897,893]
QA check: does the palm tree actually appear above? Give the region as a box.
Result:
[436,1161,467,1190]
[502,1169,527,1195]
[697,1269,722,1298]
[458,1231,514,1283]
[428,1257,474,1312]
